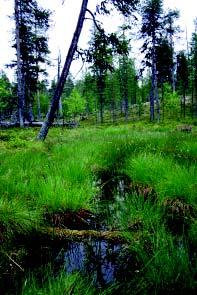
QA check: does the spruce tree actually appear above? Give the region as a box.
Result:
[141,0,164,121]
[14,0,50,125]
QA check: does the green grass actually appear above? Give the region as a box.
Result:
[128,230,196,294]
[0,123,196,230]
[21,271,96,295]
[124,153,197,204]
[0,122,196,294]
[0,198,42,237]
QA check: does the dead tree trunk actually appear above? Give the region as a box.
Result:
[42,227,127,243]
[37,0,88,140]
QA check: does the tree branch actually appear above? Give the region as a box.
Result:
[86,8,103,32]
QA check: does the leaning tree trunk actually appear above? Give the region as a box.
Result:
[37,0,89,140]
[15,0,25,127]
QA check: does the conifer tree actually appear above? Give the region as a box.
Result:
[141,0,164,121]
[14,0,50,125]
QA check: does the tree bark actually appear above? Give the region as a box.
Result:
[37,0,89,140]
[15,0,25,127]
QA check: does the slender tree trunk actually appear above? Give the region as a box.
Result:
[170,31,176,92]
[37,0,88,140]
[150,65,155,121]
[194,75,197,118]
[99,87,104,124]
[161,82,164,121]
[28,101,34,123]
[97,75,105,124]
[191,76,194,119]
[110,77,116,123]
[111,100,116,123]
[183,86,186,118]
[37,90,42,120]
[124,96,129,122]
[57,53,63,117]
[150,38,160,121]
[15,0,25,127]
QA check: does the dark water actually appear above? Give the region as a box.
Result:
[55,239,130,288]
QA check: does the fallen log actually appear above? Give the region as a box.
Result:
[42,227,128,243]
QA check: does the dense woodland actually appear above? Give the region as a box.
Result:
[0,1,197,295]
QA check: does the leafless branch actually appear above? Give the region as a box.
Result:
[86,8,103,32]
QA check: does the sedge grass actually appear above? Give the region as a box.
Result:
[128,230,196,294]
[21,271,96,295]
[0,125,196,234]
[0,198,42,236]
[125,153,197,204]
[0,123,196,294]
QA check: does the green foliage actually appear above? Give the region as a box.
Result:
[79,72,97,114]
[97,0,139,17]
[141,0,164,40]
[156,38,173,85]
[63,88,86,119]
[0,72,15,114]
[176,51,189,95]
[162,83,180,117]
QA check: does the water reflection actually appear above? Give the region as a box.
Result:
[56,240,122,287]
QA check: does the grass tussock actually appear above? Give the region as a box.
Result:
[0,199,42,238]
